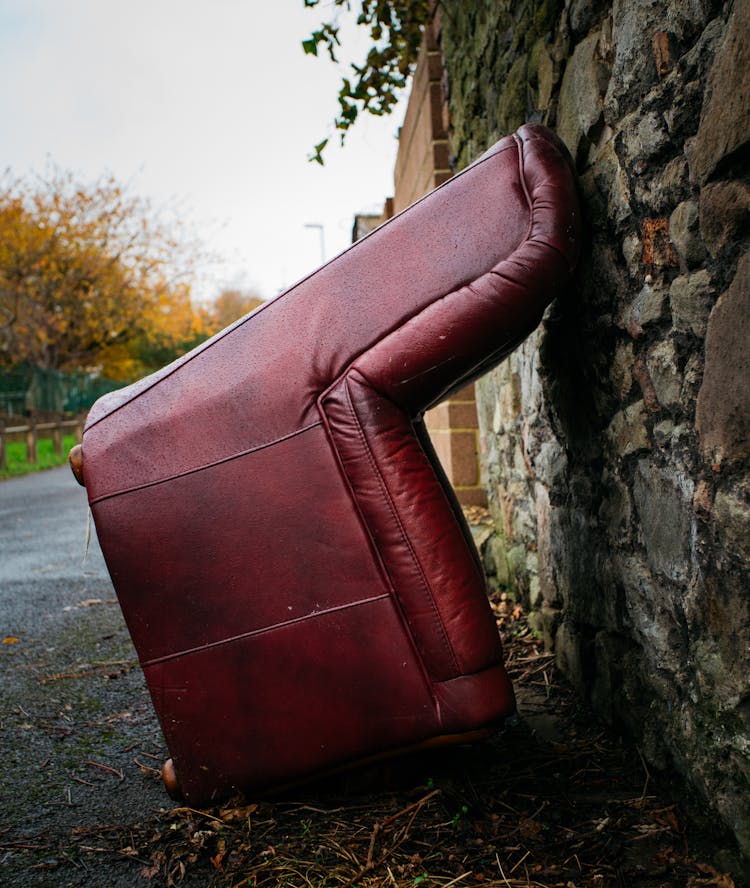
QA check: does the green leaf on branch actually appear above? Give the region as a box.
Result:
[308,138,329,166]
[301,0,431,164]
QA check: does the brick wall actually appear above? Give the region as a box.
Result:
[390,7,486,507]
[392,10,451,213]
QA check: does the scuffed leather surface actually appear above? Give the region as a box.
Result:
[145,597,435,802]
[81,124,580,803]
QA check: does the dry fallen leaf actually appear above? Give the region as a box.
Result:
[217,803,258,823]
[140,850,166,879]
[688,862,736,887]
[519,817,544,839]
[3,636,20,644]
[210,838,227,871]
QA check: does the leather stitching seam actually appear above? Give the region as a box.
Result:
[88,420,323,504]
[341,373,462,677]
[141,593,391,668]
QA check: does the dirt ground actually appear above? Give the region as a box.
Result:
[2,589,745,888]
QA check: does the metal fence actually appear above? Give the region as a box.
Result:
[0,365,123,415]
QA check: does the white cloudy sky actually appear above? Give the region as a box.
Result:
[0,0,407,301]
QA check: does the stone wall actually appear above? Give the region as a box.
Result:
[439,0,750,867]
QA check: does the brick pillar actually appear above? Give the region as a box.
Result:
[358,3,486,506]
[392,8,451,213]
[424,385,487,507]
[393,9,485,506]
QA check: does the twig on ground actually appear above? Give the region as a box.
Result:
[85,760,124,781]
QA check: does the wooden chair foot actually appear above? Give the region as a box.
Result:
[69,444,85,487]
[162,758,183,801]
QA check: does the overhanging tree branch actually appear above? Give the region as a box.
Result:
[302,0,431,164]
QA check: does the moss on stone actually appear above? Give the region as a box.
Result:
[497,55,530,136]
[527,0,562,51]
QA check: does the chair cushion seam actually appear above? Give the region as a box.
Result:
[88,420,323,505]
[141,592,391,668]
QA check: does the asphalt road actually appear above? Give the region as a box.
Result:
[0,467,173,886]
[0,463,108,630]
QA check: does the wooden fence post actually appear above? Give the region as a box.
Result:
[25,420,38,464]
[52,421,63,456]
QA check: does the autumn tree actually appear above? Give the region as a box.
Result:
[125,286,265,378]
[302,0,431,163]
[211,287,264,330]
[104,281,215,381]
[0,168,210,382]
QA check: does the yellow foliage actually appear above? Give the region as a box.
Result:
[210,288,264,330]
[0,168,210,381]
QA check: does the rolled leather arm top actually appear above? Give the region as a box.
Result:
[353,125,580,412]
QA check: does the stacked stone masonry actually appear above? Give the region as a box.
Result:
[436,0,750,871]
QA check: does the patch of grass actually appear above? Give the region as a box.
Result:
[0,433,77,480]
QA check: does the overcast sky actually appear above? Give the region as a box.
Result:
[0,0,407,301]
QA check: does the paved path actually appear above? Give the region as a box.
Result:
[1,464,108,630]
[0,467,171,886]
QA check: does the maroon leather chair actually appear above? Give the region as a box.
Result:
[71,124,580,804]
